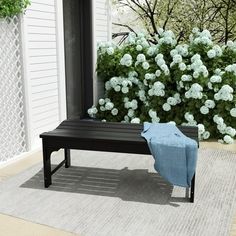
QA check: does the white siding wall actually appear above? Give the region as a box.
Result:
[22,0,65,149]
[93,0,112,102]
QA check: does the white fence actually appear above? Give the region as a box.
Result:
[0,0,111,163]
[0,16,26,162]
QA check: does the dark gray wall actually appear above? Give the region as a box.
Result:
[63,0,93,119]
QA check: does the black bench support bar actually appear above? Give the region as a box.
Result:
[40,119,198,203]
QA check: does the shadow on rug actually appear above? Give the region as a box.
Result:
[21,165,190,205]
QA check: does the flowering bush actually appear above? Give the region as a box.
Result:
[88,28,236,144]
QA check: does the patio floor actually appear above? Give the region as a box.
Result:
[0,141,235,236]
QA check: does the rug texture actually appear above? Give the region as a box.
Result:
[0,148,235,236]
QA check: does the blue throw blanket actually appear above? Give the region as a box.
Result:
[141,122,198,187]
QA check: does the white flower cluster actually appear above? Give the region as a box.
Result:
[200,100,216,115]
[190,54,209,78]
[184,112,197,125]
[105,76,134,94]
[87,105,98,117]
[90,29,236,144]
[162,94,181,112]
[226,41,236,52]
[148,109,160,123]
[192,29,213,46]
[225,64,236,75]
[136,53,150,70]
[207,45,223,58]
[230,107,236,117]
[157,29,177,47]
[213,115,235,143]
[155,54,170,75]
[214,85,234,101]
[120,54,132,67]
[185,83,203,99]
[148,81,165,97]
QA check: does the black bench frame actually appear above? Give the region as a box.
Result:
[40,119,198,203]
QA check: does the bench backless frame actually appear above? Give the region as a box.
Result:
[40,119,198,203]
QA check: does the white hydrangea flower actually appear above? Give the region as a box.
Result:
[223,135,234,144]
[203,131,210,139]
[225,127,236,137]
[213,45,222,56]
[88,106,98,117]
[142,61,150,70]
[148,109,157,118]
[114,85,121,92]
[131,118,140,124]
[207,82,213,89]
[98,98,105,105]
[204,100,215,109]
[200,106,209,114]
[198,124,205,134]
[152,117,160,123]
[128,109,134,117]
[136,54,146,63]
[217,123,227,134]
[130,99,138,110]
[214,85,234,101]
[230,108,236,117]
[111,108,118,116]
[210,75,222,83]
[155,70,161,77]
[147,46,156,56]
[181,75,192,81]
[170,49,178,57]
[148,89,154,96]
[100,106,105,111]
[136,45,143,51]
[185,83,203,99]
[105,81,111,90]
[106,47,114,55]
[105,102,114,110]
[167,97,177,106]
[179,62,187,71]
[227,41,234,47]
[207,49,216,58]
[120,54,132,67]
[173,54,182,63]
[162,103,171,111]
[121,87,129,94]
[110,77,118,87]
[156,58,166,67]
[184,112,194,121]
[213,115,224,125]
[191,54,201,63]
[193,71,200,79]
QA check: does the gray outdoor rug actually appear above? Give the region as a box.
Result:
[0,148,236,236]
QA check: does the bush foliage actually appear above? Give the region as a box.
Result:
[0,0,30,18]
[88,28,236,143]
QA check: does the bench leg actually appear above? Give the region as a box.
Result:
[42,143,52,188]
[190,173,195,203]
[65,148,71,168]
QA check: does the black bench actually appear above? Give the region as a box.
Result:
[40,119,198,202]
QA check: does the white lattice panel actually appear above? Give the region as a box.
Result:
[0,16,26,162]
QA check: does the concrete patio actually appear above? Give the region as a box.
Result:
[0,141,235,236]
